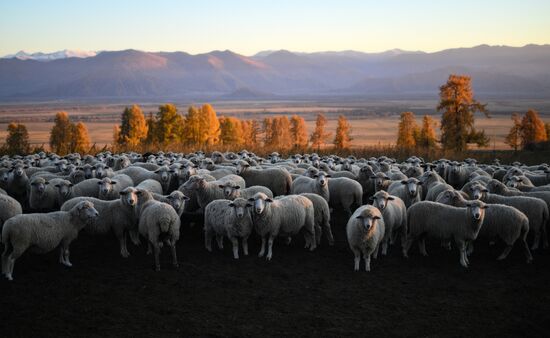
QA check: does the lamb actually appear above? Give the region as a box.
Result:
[0,193,22,235]
[387,177,422,208]
[436,190,532,262]
[328,177,363,216]
[290,171,330,203]
[371,190,407,256]
[300,192,334,246]
[464,183,549,250]
[218,181,273,200]
[204,198,253,259]
[182,175,246,210]
[135,189,181,271]
[60,187,140,257]
[405,200,488,267]
[2,201,98,280]
[235,160,292,196]
[346,205,385,271]
[152,190,189,217]
[98,174,134,200]
[135,179,163,195]
[247,192,316,260]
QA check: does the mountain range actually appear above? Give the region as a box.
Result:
[1,44,549,100]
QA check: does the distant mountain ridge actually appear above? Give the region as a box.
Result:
[2,49,97,61]
[1,44,549,100]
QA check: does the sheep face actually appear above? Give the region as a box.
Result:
[314,172,330,188]
[200,159,215,170]
[305,167,319,178]
[167,191,189,211]
[372,191,394,211]
[485,180,504,194]
[55,161,67,172]
[372,173,390,190]
[235,161,250,175]
[98,178,116,196]
[229,198,249,219]
[401,178,422,197]
[219,182,239,199]
[12,164,27,177]
[54,181,73,198]
[292,155,302,164]
[342,159,354,171]
[120,187,139,207]
[30,178,49,195]
[182,176,205,191]
[465,201,488,221]
[355,211,381,232]
[81,164,94,179]
[469,184,488,200]
[94,164,110,179]
[74,200,99,223]
[155,166,172,183]
[247,193,273,215]
[269,153,280,164]
[180,165,197,182]
[70,170,86,184]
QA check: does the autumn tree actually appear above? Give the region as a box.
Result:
[333,115,352,149]
[520,109,547,149]
[290,115,308,148]
[272,116,292,150]
[396,112,418,148]
[504,113,522,151]
[69,122,91,154]
[5,122,30,155]
[49,111,74,155]
[200,104,221,146]
[144,112,157,145]
[118,105,148,148]
[310,113,331,150]
[156,104,184,145]
[219,116,244,146]
[417,115,438,148]
[263,118,274,147]
[438,74,489,151]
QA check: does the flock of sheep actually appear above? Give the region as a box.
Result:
[0,150,548,280]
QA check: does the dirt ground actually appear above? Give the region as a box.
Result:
[1,211,549,337]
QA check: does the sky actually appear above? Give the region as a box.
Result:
[1,0,549,56]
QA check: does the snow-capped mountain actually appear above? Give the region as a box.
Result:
[2,49,97,61]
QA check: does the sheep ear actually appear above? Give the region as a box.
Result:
[119,191,127,195]
[355,215,363,219]
[465,203,472,207]
[483,205,489,209]
[387,196,395,200]
[69,183,73,187]
[97,181,102,185]
[246,203,254,207]
[218,185,225,189]
[417,181,423,185]
[169,170,176,173]
[247,197,255,202]
[313,174,319,178]
[228,202,235,207]
[44,181,49,185]
[55,184,60,187]
[373,215,381,220]
[368,196,374,201]
[182,195,190,201]
[482,188,488,192]
[265,198,273,203]
[401,180,407,184]
[136,191,143,195]
[325,174,331,177]
[111,181,117,185]
[370,176,377,179]
[234,185,241,190]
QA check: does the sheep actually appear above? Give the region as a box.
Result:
[387,177,422,208]
[486,179,550,213]
[371,172,393,192]
[235,160,291,196]
[7,163,29,205]
[135,179,163,195]
[356,165,376,201]
[464,183,549,250]
[247,192,316,260]
[317,162,357,179]
[0,193,22,236]
[2,200,99,281]
[447,162,472,189]
[506,175,550,192]
[204,198,254,259]
[419,171,445,200]
[346,205,385,271]
[182,175,245,210]
[135,189,181,271]
[117,166,161,186]
[217,181,273,201]
[300,193,334,246]
[436,190,532,262]
[405,200,488,267]
[152,191,189,217]
[60,187,140,257]
[290,171,330,203]
[371,190,407,256]
[327,177,363,217]
[94,163,115,179]
[28,176,61,212]
[98,174,134,200]
[52,178,102,206]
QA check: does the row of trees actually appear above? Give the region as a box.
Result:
[113,103,352,151]
[505,109,549,151]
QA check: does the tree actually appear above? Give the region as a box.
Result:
[505,113,522,151]
[438,74,489,151]
[118,105,148,148]
[219,116,244,146]
[263,118,274,147]
[144,112,157,145]
[310,113,331,150]
[200,104,221,146]
[333,115,352,149]
[417,115,438,149]
[5,122,30,155]
[49,111,74,155]
[70,122,91,154]
[290,115,308,148]
[396,112,418,148]
[271,116,292,150]
[520,109,547,148]
[156,104,184,145]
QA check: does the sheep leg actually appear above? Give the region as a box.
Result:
[170,241,178,268]
[314,225,322,246]
[230,237,239,259]
[243,236,249,256]
[543,225,549,249]
[362,249,371,272]
[2,242,13,275]
[352,248,361,271]
[456,240,468,268]
[118,231,130,258]
[266,235,275,261]
[6,246,24,281]
[522,239,533,263]
[62,247,72,267]
[152,242,161,271]
[129,230,141,246]
[216,235,224,249]
[146,242,152,255]
[531,230,541,251]
[497,245,513,261]
[58,246,66,265]
[372,244,380,259]
[324,223,335,246]
[403,237,414,258]
[466,242,474,256]
[419,239,428,256]
[381,239,388,256]
[204,228,213,252]
[400,231,408,258]
[258,237,266,257]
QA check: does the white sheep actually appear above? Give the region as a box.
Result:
[248,192,316,260]
[152,190,189,217]
[235,160,292,196]
[290,171,330,203]
[346,205,385,271]
[98,174,134,200]
[0,193,22,236]
[405,200,488,267]
[94,163,115,179]
[182,174,245,210]
[204,198,253,259]
[328,177,363,216]
[387,177,422,208]
[2,200,99,280]
[135,179,163,195]
[217,181,273,200]
[300,193,334,246]
[371,190,407,256]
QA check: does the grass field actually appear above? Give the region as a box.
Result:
[0,98,548,150]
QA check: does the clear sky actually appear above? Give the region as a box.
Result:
[1,0,549,56]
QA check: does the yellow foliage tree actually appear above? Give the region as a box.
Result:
[219,116,244,146]
[156,104,184,145]
[310,113,331,150]
[290,115,308,148]
[396,112,418,148]
[49,111,74,155]
[505,113,522,151]
[520,109,547,148]
[417,115,438,148]
[118,105,148,148]
[263,118,274,147]
[5,122,30,155]
[70,122,91,154]
[271,116,292,150]
[200,104,221,146]
[333,115,352,149]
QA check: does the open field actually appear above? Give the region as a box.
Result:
[0,98,549,149]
